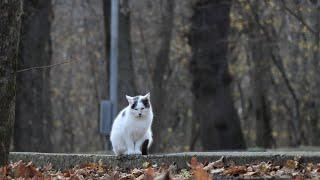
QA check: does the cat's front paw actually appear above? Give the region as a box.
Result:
[127,150,136,155]
[127,150,142,155]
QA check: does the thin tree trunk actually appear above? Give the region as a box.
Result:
[189,0,246,150]
[0,0,22,165]
[310,3,320,145]
[245,1,273,148]
[247,0,302,146]
[14,0,53,152]
[102,0,111,98]
[118,0,137,107]
[151,0,175,152]
[248,28,273,148]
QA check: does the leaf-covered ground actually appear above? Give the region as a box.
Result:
[1,156,320,179]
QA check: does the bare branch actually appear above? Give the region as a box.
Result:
[16,58,81,73]
[280,0,317,35]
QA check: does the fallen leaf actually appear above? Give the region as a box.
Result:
[203,156,225,171]
[168,162,178,174]
[223,166,247,176]
[143,162,151,169]
[12,160,26,178]
[210,168,224,175]
[131,168,143,177]
[180,169,192,179]
[136,174,144,180]
[154,171,171,180]
[0,166,7,176]
[113,171,120,179]
[285,160,299,169]
[120,173,135,180]
[258,162,272,174]
[243,171,258,176]
[193,166,210,180]
[43,163,53,171]
[190,157,199,169]
[145,167,155,180]
[292,174,304,180]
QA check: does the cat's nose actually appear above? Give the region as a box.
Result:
[138,113,142,116]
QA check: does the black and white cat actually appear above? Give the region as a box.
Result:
[110,93,153,155]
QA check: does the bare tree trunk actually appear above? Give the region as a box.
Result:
[244,1,273,148]
[310,3,320,145]
[14,0,53,152]
[0,0,22,165]
[189,0,246,150]
[150,0,175,152]
[246,0,302,146]
[118,0,137,107]
[102,0,110,98]
[248,27,273,148]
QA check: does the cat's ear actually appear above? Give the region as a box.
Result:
[126,95,134,104]
[144,92,150,100]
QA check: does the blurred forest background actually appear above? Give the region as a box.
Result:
[9,0,320,153]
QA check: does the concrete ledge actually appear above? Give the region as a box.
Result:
[9,152,320,170]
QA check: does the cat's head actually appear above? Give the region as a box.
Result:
[126,92,151,118]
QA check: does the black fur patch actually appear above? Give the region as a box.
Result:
[141,139,149,155]
[131,96,139,109]
[122,111,125,117]
[141,98,150,108]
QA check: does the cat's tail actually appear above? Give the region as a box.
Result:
[141,139,149,155]
[142,129,153,155]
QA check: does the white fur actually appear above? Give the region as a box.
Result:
[110,93,153,155]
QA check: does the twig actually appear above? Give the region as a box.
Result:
[16,58,81,73]
[280,0,317,36]
[246,0,302,145]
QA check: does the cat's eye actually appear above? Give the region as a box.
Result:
[134,108,138,110]
[141,108,144,110]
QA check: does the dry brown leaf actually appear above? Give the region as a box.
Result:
[43,163,53,172]
[120,174,135,180]
[258,162,272,174]
[75,168,87,176]
[136,174,144,180]
[0,166,7,176]
[63,171,71,177]
[25,164,42,178]
[305,163,314,173]
[76,174,86,180]
[143,162,152,169]
[243,171,258,176]
[194,166,210,180]
[144,167,155,180]
[210,168,224,175]
[285,160,299,169]
[12,160,27,178]
[97,166,106,175]
[203,156,225,171]
[292,174,304,180]
[113,170,120,179]
[168,163,178,174]
[188,157,210,180]
[154,171,171,180]
[189,157,204,170]
[3,159,320,179]
[315,164,320,173]
[223,166,247,176]
[190,157,198,169]
[275,170,285,176]
[131,168,143,177]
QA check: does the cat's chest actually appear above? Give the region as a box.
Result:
[127,120,150,140]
